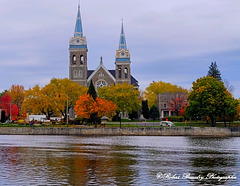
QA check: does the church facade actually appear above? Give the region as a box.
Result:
[69,5,139,89]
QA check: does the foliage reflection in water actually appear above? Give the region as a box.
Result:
[0,136,239,185]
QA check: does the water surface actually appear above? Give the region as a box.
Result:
[0,135,239,185]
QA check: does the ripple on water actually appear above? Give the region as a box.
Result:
[0,135,239,185]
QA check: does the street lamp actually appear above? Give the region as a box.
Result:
[66,94,72,127]
[66,94,69,127]
[9,103,12,122]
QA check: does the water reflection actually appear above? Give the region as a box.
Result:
[187,137,239,185]
[0,136,239,185]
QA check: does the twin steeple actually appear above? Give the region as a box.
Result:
[73,4,128,50]
[70,4,134,87]
[74,4,83,37]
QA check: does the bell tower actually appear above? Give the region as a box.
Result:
[115,21,131,85]
[69,4,88,86]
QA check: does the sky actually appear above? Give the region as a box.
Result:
[0,0,240,98]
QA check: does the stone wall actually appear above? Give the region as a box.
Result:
[0,127,240,137]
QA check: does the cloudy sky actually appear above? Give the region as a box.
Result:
[0,0,240,98]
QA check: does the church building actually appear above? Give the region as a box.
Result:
[69,5,139,89]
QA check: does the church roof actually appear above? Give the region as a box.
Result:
[87,70,139,87]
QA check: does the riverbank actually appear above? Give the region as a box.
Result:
[0,127,240,137]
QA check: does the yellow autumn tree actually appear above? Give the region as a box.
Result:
[42,78,88,119]
[22,78,88,119]
[144,81,188,108]
[22,85,54,119]
[8,85,25,117]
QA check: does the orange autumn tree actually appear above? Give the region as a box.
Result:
[74,94,117,120]
[93,97,117,118]
[74,94,95,119]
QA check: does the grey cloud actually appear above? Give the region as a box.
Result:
[0,0,239,98]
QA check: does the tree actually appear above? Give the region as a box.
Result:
[22,85,54,119]
[186,76,238,127]
[74,94,96,119]
[42,78,88,120]
[142,100,149,119]
[22,78,88,119]
[0,90,7,99]
[169,95,188,116]
[98,83,141,116]
[223,79,234,95]
[129,110,139,120]
[144,81,188,108]
[207,62,222,81]
[93,97,117,118]
[85,80,99,124]
[237,99,240,120]
[74,94,117,121]
[8,85,25,117]
[220,92,239,127]
[87,80,97,100]
[149,105,160,121]
[0,93,18,119]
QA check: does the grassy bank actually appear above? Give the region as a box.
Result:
[1,121,240,128]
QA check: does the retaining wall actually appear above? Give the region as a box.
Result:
[0,127,240,137]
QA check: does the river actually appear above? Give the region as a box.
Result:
[0,135,239,185]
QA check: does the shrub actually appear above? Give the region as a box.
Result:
[73,117,84,125]
[149,105,160,121]
[166,116,184,122]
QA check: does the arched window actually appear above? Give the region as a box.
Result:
[124,67,128,78]
[73,70,81,78]
[96,80,107,88]
[80,55,84,64]
[79,70,83,78]
[72,55,77,65]
[118,68,122,79]
[73,70,77,78]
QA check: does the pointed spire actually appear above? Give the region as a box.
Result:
[74,4,83,37]
[119,20,127,50]
[100,56,103,64]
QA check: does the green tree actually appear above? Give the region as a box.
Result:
[128,110,139,120]
[87,80,99,125]
[142,100,149,119]
[220,93,239,127]
[149,105,160,121]
[144,81,188,108]
[0,90,7,99]
[186,76,237,127]
[207,62,222,81]
[98,83,141,116]
[87,80,97,100]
